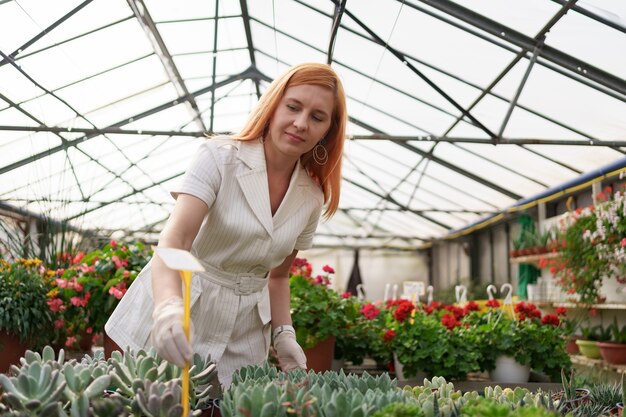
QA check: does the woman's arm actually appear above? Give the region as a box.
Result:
[151,193,208,306]
[268,249,299,329]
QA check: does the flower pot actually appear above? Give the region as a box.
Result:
[617,402,623,417]
[566,336,581,355]
[0,330,29,374]
[576,339,601,359]
[331,358,345,372]
[103,330,122,359]
[393,352,426,382]
[598,341,626,364]
[488,355,530,383]
[303,336,335,372]
[552,388,591,412]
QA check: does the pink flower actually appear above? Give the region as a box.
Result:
[621,238,626,248]
[110,240,117,249]
[47,298,64,313]
[55,278,68,288]
[54,319,65,329]
[70,296,84,307]
[65,337,77,348]
[322,265,335,274]
[56,268,65,276]
[72,252,84,265]
[341,292,352,298]
[123,270,130,278]
[73,281,83,292]
[86,327,93,334]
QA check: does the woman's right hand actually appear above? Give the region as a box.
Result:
[151,296,193,367]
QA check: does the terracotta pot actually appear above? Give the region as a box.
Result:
[0,330,29,374]
[617,402,623,417]
[566,336,581,355]
[598,341,626,364]
[303,336,335,372]
[103,331,122,359]
[576,339,601,359]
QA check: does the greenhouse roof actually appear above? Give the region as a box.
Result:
[0,0,625,250]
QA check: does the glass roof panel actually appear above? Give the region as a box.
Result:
[1,0,625,248]
[16,19,152,91]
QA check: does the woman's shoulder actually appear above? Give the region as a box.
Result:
[197,135,245,162]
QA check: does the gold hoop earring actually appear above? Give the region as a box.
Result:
[313,142,328,165]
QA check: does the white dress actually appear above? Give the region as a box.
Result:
[104,136,323,387]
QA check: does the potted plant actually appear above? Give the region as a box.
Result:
[598,317,626,365]
[333,293,376,368]
[387,300,481,380]
[289,259,346,372]
[576,324,609,359]
[46,240,151,352]
[0,258,55,372]
[471,301,570,382]
[553,187,626,304]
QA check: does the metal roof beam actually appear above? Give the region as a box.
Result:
[343,177,452,231]
[0,67,265,176]
[349,118,522,201]
[343,7,497,138]
[415,0,626,97]
[127,0,207,132]
[327,0,347,64]
[341,207,493,214]
[239,0,261,98]
[349,134,626,147]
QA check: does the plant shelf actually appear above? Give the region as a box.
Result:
[570,354,626,374]
[509,252,561,266]
[534,301,626,310]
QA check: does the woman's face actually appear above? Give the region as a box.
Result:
[266,84,334,160]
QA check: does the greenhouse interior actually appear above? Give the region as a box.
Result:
[1,0,626,416]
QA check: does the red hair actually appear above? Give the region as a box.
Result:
[233,63,347,219]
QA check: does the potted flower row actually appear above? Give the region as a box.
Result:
[575,318,626,365]
[0,240,152,372]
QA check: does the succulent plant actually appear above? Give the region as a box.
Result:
[0,361,66,417]
[133,379,187,417]
[61,361,111,417]
[87,397,129,417]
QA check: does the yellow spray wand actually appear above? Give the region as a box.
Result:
[155,248,205,417]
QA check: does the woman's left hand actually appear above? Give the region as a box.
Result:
[274,331,307,371]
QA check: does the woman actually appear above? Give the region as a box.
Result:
[105,62,347,387]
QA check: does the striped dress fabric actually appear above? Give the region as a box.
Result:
[105,137,323,387]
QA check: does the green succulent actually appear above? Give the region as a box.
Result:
[133,380,185,417]
[87,397,129,417]
[0,361,66,417]
[372,402,425,417]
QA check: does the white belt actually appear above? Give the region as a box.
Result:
[199,262,268,295]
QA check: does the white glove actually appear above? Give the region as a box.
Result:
[151,296,193,368]
[273,325,307,371]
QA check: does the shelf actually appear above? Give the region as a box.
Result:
[570,354,626,374]
[509,252,561,266]
[533,301,626,310]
